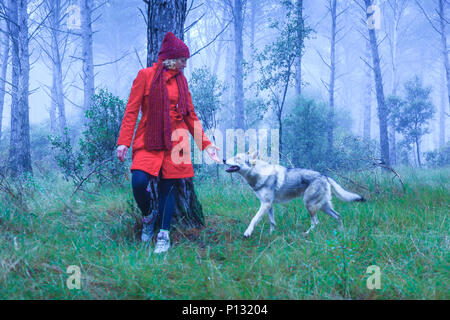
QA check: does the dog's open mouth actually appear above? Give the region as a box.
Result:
[225,165,240,173]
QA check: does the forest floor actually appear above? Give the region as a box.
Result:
[0,167,448,299]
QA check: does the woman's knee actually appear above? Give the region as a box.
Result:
[132,170,151,191]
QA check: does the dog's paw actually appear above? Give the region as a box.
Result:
[243,230,252,238]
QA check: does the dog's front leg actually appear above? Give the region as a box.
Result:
[244,202,272,238]
[268,206,276,234]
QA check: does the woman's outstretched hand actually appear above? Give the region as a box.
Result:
[117,145,128,162]
[205,144,221,163]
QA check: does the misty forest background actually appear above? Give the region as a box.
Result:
[0,0,449,179]
[0,0,448,300]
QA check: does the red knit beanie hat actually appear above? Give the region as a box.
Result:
[158,31,190,60]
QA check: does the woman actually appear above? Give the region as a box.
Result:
[116,32,220,254]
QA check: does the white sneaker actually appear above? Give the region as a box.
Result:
[154,230,170,254]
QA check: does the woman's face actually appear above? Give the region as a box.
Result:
[175,58,188,70]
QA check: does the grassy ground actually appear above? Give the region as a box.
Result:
[0,167,448,299]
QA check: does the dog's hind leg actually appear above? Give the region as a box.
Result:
[304,210,319,235]
[268,206,276,234]
[303,200,320,235]
[244,202,272,238]
[303,180,326,235]
[321,202,343,230]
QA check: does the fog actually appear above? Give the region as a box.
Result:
[0,0,448,170]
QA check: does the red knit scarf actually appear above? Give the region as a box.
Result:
[145,59,190,151]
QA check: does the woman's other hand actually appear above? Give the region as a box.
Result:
[205,144,221,163]
[117,145,128,162]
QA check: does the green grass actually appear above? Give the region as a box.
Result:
[0,167,448,299]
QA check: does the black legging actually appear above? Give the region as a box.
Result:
[131,169,176,231]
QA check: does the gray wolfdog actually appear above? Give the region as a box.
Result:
[223,151,365,237]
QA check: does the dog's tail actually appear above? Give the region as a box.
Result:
[327,177,366,202]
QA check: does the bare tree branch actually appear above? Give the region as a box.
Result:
[134,47,144,69]
[93,51,129,67]
[316,48,331,69]
[138,6,147,25]
[184,12,206,33]
[415,0,441,34]
[360,56,374,71]
[190,19,232,57]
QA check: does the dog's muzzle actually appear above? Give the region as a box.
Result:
[225,165,240,173]
[223,159,240,172]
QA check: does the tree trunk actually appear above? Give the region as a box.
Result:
[143,0,204,231]
[388,124,396,165]
[365,0,390,166]
[212,35,224,77]
[416,137,421,168]
[233,0,245,130]
[249,0,257,85]
[50,75,57,132]
[146,0,187,66]
[295,0,304,96]
[225,26,234,103]
[7,0,32,176]
[363,42,372,141]
[49,0,67,135]
[439,0,450,111]
[389,0,401,95]
[388,0,402,165]
[0,19,9,143]
[80,0,95,114]
[440,68,446,148]
[185,28,192,78]
[278,112,283,158]
[327,0,337,154]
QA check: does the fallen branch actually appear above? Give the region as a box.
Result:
[368,158,406,191]
[71,158,114,197]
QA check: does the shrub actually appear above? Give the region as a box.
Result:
[49,89,128,188]
[283,97,377,172]
[425,143,450,168]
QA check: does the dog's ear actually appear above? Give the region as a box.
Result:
[248,150,258,166]
[250,150,258,160]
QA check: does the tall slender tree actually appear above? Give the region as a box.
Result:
[318,0,348,154]
[5,0,32,176]
[415,0,449,149]
[232,0,245,130]
[256,0,311,157]
[385,0,408,165]
[440,67,447,148]
[327,0,337,154]
[437,0,450,111]
[362,41,372,142]
[0,17,9,143]
[363,0,390,165]
[294,0,304,96]
[42,0,68,135]
[80,0,95,114]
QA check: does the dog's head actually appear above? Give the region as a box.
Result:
[223,151,258,173]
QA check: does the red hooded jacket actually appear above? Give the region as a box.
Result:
[117,64,212,178]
